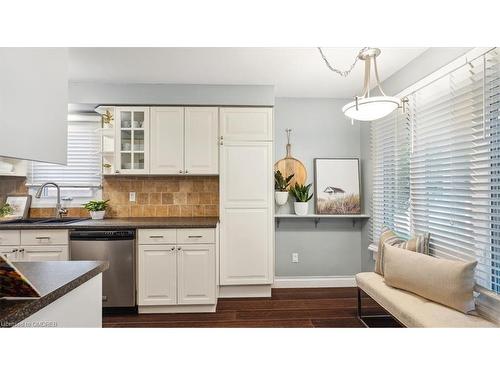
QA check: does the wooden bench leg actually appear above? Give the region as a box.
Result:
[357,287,402,328]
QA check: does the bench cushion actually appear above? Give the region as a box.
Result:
[356,272,496,328]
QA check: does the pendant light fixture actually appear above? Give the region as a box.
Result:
[318,47,408,122]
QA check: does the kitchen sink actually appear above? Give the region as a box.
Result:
[0,217,86,225]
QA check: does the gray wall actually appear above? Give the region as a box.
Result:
[69,82,275,107]
[274,98,365,277]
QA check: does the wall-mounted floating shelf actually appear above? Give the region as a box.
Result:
[275,214,370,228]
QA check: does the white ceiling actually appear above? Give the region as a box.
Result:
[69,47,427,98]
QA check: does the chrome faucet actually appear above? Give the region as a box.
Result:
[35,182,68,219]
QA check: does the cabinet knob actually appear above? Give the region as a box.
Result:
[185,170,188,174]
[115,170,120,174]
[171,247,175,251]
[177,247,182,251]
[19,248,24,253]
[12,248,18,253]
[179,170,183,174]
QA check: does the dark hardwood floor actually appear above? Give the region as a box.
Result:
[103,287,399,328]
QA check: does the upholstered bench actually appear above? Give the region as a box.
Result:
[356,272,497,328]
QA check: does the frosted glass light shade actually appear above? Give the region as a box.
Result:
[342,96,400,121]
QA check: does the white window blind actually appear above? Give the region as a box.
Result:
[371,48,500,293]
[27,117,102,202]
[370,103,411,243]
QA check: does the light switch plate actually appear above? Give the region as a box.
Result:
[292,253,299,263]
[129,192,136,202]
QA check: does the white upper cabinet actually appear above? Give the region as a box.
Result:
[220,107,273,141]
[150,107,184,174]
[149,106,218,175]
[184,107,219,175]
[115,107,150,174]
[0,48,68,164]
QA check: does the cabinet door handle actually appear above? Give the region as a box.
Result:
[35,236,51,240]
[149,235,164,238]
[19,248,24,253]
[170,247,175,251]
[12,248,18,253]
[177,247,182,251]
[188,235,202,238]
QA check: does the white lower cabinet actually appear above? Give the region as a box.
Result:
[0,230,69,261]
[137,228,216,313]
[220,208,272,285]
[138,244,177,305]
[21,245,69,261]
[177,244,215,305]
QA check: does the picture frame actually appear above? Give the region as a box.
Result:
[314,158,361,215]
[4,195,32,220]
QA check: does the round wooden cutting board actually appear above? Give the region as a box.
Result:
[274,129,307,189]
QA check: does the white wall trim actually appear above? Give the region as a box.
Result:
[272,276,356,288]
[397,47,494,98]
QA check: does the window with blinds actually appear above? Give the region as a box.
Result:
[27,117,102,204]
[370,103,411,243]
[371,48,500,293]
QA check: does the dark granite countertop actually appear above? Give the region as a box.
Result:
[0,217,219,230]
[0,261,108,328]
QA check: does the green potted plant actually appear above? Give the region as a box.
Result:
[0,203,13,219]
[289,183,313,215]
[274,170,294,206]
[83,199,109,220]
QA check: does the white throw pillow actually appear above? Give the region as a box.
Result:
[383,243,477,313]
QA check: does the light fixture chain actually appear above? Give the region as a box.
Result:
[317,47,370,77]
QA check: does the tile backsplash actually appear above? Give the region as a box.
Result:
[102,176,219,218]
[0,175,219,218]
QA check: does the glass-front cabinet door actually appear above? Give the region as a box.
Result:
[115,107,150,174]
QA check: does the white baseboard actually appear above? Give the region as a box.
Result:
[218,285,272,298]
[272,276,356,288]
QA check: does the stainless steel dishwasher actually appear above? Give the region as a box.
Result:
[70,229,136,308]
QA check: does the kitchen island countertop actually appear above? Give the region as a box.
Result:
[0,261,108,328]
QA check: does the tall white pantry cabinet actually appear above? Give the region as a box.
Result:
[219,107,274,295]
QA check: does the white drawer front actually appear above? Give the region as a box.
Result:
[138,229,177,244]
[177,229,215,244]
[21,229,68,246]
[0,230,20,246]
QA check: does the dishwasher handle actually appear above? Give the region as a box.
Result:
[70,230,135,241]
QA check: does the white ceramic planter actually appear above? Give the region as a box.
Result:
[90,210,106,220]
[294,202,308,216]
[275,191,289,206]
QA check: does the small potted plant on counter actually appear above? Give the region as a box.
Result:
[103,163,112,174]
[0,203,13,221]
[274,170,294,206]
[83,199,109,220]
[290,183,313,215]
